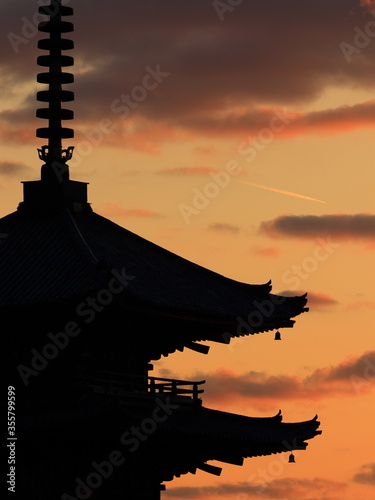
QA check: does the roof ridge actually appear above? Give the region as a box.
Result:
[62,208,99,266]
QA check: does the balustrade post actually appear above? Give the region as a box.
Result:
[149,377,155,394]
[171,379,177,396]
[193,383,198,400]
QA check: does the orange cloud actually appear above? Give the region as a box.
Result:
[6,1,375,148]
[277,100,375,138]
[193,351,375,410]
[280,290,338,308]
[360,0,375,12]
[193,146,219,156]
[0,123,37,145]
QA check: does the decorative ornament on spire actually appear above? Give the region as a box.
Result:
[36,0,75,182]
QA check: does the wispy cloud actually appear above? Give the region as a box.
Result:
[208,222,241,235]
[360,0,375,13]
[236,180,326,204]
[345,300,375,310]
[157,166,217,176]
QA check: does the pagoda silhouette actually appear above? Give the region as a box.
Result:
[3,2,321,499]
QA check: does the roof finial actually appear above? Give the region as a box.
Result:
[36,0,74,183]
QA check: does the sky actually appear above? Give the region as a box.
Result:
[1,0,375,499]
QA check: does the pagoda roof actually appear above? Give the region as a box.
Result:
[118,397,322,481]
[0,201,309,361]
[163,407,322,480]
[160,407,321,452]
[111,400,322,481]
[0,204,307,334]
[17,393,321,484]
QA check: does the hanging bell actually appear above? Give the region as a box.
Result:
[274,331,281,340]
[288,453,295,463]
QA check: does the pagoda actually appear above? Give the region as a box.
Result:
[3,2,321,499]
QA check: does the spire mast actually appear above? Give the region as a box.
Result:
[36,0,75,182]
[22,0,88,211]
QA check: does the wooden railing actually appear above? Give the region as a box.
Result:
[82,370,205,402]
[148,376,205,400]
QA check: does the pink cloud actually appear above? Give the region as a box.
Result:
[6,1,375,147]
[250,245,280,258]
[193,146,219,156]
[280,290,338,308]
[157,166,217,175]
[95,202,162,219]
[192,351,375,410]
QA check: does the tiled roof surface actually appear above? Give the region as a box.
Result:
[163,406,321,454]
[0,206,307,335]
[18,396,321,477]
[119,400,321,478]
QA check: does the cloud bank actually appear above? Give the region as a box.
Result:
[3,1,375,148]
[164,477,347,499]
[260,214,375,240]
[196,350,375,409]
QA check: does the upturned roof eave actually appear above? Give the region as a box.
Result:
[0,207,308,332]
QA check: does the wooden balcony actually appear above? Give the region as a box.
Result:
[81,370,205,404]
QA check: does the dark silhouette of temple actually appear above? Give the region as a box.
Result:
[3,2,321,499]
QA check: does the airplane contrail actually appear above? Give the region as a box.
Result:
[235,180,326,204]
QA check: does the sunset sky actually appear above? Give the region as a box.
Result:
[1,1,375,499]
